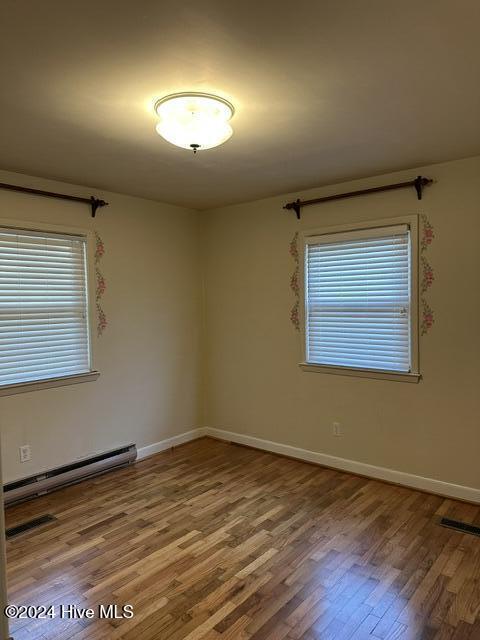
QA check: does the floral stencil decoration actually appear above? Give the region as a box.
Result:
[289,232,300,331]
[289,232,299,263]
[420,255,434,294]
[420,214,435,252]
[96,302,107,335]
[94,231,107,336]
[421,299,434,335]
[95,267,106,300]
[420,215,435,334]
[290,300,300,332]
[290,268,300,297]
[95,232,105,261]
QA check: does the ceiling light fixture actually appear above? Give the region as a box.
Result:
[154,92,234,153]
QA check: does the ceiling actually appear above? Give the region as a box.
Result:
[1,0,480,210]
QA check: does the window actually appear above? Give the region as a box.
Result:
[302,219,419,380]
[0,225,94,390]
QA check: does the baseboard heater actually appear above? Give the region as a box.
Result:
[3,444,137,506]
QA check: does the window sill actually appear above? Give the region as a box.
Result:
[0,371,100,397]
[299,363,421,383]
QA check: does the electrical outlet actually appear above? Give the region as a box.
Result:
[333,422,343,437]
[19,444,31,463]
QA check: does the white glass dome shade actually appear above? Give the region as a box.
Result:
[154,92,235,152]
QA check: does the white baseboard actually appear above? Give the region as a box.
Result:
[203,427,480,504]
[137,428,206,460]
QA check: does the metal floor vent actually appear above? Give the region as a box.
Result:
[6,514,56,539]
[439,517,480,537]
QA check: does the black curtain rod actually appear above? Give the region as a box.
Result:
[0,182,108,217]
[284,175,433,219]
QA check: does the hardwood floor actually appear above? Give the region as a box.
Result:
[5,437,480,640]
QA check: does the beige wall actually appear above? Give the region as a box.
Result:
[202,156,480,491]
[1,156,479,493]
[0,169,202,483]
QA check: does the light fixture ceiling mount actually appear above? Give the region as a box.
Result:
[154,92,235,153]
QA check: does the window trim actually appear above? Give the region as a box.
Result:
[299,215,420,382]
[0,218,100,395]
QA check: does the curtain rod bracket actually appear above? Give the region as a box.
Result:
[284,176,433,219]
[90,196,107,218]
[414,175,430,200]
[283,199,301,219]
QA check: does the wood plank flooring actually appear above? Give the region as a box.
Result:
[5,437,480,639]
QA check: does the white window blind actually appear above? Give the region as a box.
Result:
[0,227,91,387]
[305,225,411,373]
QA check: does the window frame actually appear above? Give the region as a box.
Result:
[299,215,420,383]
[0,218,100,396]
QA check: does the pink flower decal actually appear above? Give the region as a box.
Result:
[290,301,300,331]
[94,231,107,336]
[289,233,301,331]
[420,215,435,336]
[96,303,107,336]
[421,215,435,253]
[290,268,300,296]
[421,256,434,294]
[421,300,434,335]
[95,232,105,263]
[289,232,299,264]
[96,267,106,300]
